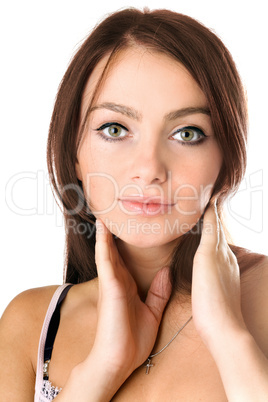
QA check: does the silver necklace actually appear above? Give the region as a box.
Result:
[145,315,192,374]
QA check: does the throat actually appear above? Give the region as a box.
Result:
[115,238,176,299]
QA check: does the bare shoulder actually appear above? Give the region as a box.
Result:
[63,277,99,312]
[238,248,268,291]
[39,279,99,388]
[0,285,60,338]
[1,285,60,318]
[0,279,99,399]
[0,285,60,400]
[233,246,268,355]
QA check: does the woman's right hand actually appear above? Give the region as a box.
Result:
[90,218,171,378]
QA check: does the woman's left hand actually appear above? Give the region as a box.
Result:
[191,201,247,348]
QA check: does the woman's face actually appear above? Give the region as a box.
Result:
[75,47,222,248]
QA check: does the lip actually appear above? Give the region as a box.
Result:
[119,195,174,204]
[118,196,175,216]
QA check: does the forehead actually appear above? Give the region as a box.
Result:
[81,47,208,118]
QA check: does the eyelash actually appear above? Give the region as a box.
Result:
[95,122,207,145]
[95,122,128,142]
[171,126,207,146]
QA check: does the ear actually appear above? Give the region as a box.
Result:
[75,158,83,181]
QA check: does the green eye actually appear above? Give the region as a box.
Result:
[172,126,206,144]
[180,128,195,141]
[107,125,123,137]
[96,122,129,142]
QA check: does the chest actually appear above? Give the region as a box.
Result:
[48,320,227,401]
[112,339,227,401]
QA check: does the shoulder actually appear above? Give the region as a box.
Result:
[0,285,61,336]
[1,285,60,317]
[36,279,99,388]
[0,285,60,362]
[232,247,268,356]
[230,244,267,275]
[0,285,60,399]
[59,278,99,321]
[0,280,99,355]
[239,249,268,302]
[230,244,268,300]
[0,278,99,345]
[229,244,268,299]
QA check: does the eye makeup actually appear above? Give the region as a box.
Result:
[94,122,208,146]
[170,125,207,146]
[95,122,129,142]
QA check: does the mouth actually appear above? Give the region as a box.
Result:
[118,196,175,216]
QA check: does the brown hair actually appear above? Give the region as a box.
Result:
[47,8,263,292]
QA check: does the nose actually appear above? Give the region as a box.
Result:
[130,141,168,186]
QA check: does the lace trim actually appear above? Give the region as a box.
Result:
[41,380,62,400]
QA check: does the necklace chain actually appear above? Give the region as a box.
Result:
[145,315,192,374]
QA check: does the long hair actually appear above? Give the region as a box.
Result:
[47,8,263,292]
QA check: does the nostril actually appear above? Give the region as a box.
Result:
[132,176,163,184]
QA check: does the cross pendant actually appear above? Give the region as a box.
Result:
[145,358,154,374]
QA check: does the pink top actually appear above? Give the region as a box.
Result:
[34,284,70,401]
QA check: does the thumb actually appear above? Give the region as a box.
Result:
[145,266,172,325]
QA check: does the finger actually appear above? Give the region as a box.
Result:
[145,267,172,325]
[199,200,220,250]
[227,245,239,266]
[95,219,109,259]
[95,219,116,282]
[217,214,228,249]
[213,205,230,250]
[100,221,123,268]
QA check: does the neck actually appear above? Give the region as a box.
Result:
[115,237,180,300]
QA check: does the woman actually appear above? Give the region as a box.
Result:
[1,8,267,401]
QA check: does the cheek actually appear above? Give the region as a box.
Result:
[81,172,119,213]
[173,183,211,216]
[78,147,121,213]
[172,148,222,213]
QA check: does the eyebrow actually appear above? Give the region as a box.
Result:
[90,103,142,121]
[165,106,211,120]
[89,102,210,121]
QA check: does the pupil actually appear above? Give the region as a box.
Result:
[109,125,121,136]
[182,129,194,141]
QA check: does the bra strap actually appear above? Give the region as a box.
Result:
[43,284,73,380]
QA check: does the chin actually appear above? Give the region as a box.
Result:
[107,216,200,249]
[115,232,181,250]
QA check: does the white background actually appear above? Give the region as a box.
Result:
[1,0,267,316]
